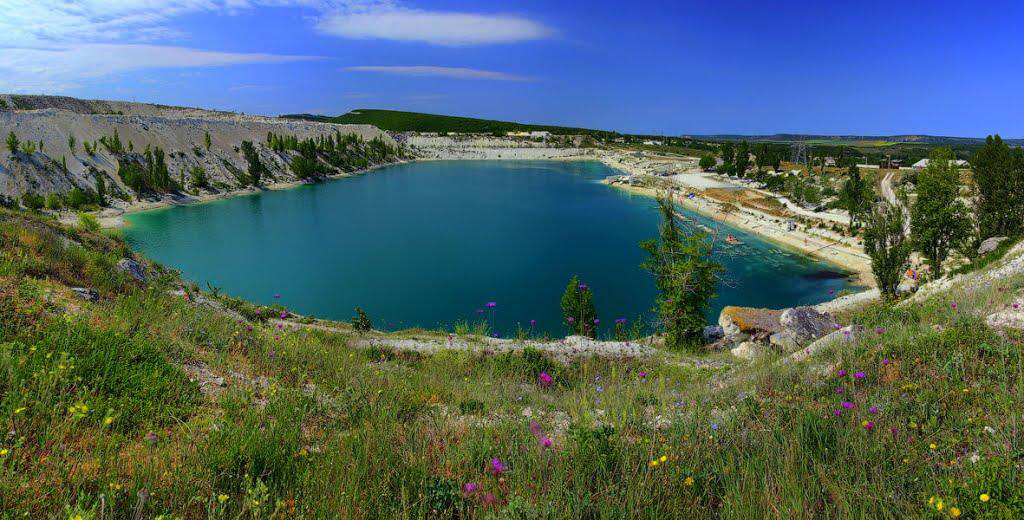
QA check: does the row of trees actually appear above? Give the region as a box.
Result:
[864,145,991,299]
[266,131,406,181]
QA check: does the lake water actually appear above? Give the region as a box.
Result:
[123,160,855,337]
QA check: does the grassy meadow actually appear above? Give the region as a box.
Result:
[1,208,1022,518]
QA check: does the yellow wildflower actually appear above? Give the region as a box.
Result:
[951,507,961,517]
[684,476,694,487]
[935,499,944,511]
[103,416,114,426]
[14,407,26,414]
[928,496,936,505]
[980,494,990,502]
[218,494,229,503]
[0,448,9,456]
[649,460,658,468]
[659,455,667,463]
[929,443,937,450]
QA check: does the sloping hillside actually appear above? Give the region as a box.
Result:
[1,207,1022,517]
[286,108,620,138]
[0,95,403,206]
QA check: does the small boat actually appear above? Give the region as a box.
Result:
[725,234,742,245]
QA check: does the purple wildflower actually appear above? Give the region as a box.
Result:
[838,369,848,377]
[529,319,536,326]
[833,409,842,417]
[486,302,496,309]
[593,319,600,325]
[568,317,575,323]
[854,371,866,380]
[835,386,845,394]
[462,482,478,494]
[489,457,507,476]
[537,372,553,387]
[541,436,552,448]
[869,406,880,414]
[577,284,588,291]
[476,309,483,314]
[882,358,890,365]
[144,431,158,447]
[842,401,855,409]
[863,421,875,430]
[481,493,497,505]
[280,311,287,319]
[711,423,720,431]
[273,293,280,299]
[638,371,647,379]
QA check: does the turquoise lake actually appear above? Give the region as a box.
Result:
[123,160,856,337]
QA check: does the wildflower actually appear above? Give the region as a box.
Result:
[837,369,847,377]
[218,494,229,503]
[684,476,694,487]
[280,311,287,319]
[103,416,114,426]
[537,372,553,386]
[145,431,159,448]
[462,482,478,494]
[14,407,26,414]
[869,406,880,414]
[951,507,961,517]
[711,423,719,431]
[529,319,536,326]
[568,317,575,323]
[980,494,990,502]
[486,302,497,308]
[0,448,8,456]
[659,455,667,463]
[481,493,497,505]
[842,401,855,409]
[833,409,842,417]
[615,318,627,325]
[273,293,280,298]
[929,443,937,450]
[638,371,647,379]
[489,457,507,476]
[882,358,890,365]
[593,319,600,325]
[541,436,552,448]
[649,460,659,467]
[862,420,874,430]
[854,371,865,380]
[577,284,588,291]
[476,309,484,314]
[875,327,885,335]
[936,499,944,511]
[835,386,845,394]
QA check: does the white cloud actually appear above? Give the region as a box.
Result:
[347,66,534,81]
[0,44,316,92]
[318,7,552,45]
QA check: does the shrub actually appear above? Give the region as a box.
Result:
[352,307,372,332]
[560,275,597,337]
[77,213,101,233]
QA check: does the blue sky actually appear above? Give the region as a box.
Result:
[1,0,1021,136]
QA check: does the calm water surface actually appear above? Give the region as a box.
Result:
[123,160,855,336]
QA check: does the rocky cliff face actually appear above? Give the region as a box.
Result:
[0,95,397,204]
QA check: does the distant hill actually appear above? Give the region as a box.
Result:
[282,109,621,138]
[689,133,1024,147]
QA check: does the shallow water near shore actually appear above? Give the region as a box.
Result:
[123,160,856,337]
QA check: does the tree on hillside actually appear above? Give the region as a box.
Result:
[699,154,716,172]
[839,165,874,228]
[971,134,1024,238]
[911,148,971,278]
[240,140,264,186]
[641,194,723,350]
[863,201,912,299]
[204,131,212,151]
[6,131,18,154]
[561,275,598,338]
[68,135,76,153]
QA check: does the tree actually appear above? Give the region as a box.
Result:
[204,130,212,151]
[720,142,735,167]
[45,193,62,210]
[6,131,19,154]
[290,154,320,180]
[911,148,971,278]
[351,307,372,332]
[21,192,44,211]
[560,275,597,338]
[68,135,76,153]
[971,134,1024,238]
[95,176,107,206]
[863,201,912,299]
[640,194,724,350]
[839,165,873,228]
[698,154,716,172]
[734,141,750,177]
[240,140,264,186]
[189,166,209,190]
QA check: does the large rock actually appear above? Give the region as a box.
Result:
[718,306,784,337]
[71,287,99,302]
[779,306,838,345]
[986,298,1024,331]
[978,236,1009,256]
[730,341,768,361]
[789,325,863,362]
[769,330,800,353]
[703,325,725,343]
[117,258,146,282]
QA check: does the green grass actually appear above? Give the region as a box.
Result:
[0,207,1022,518]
